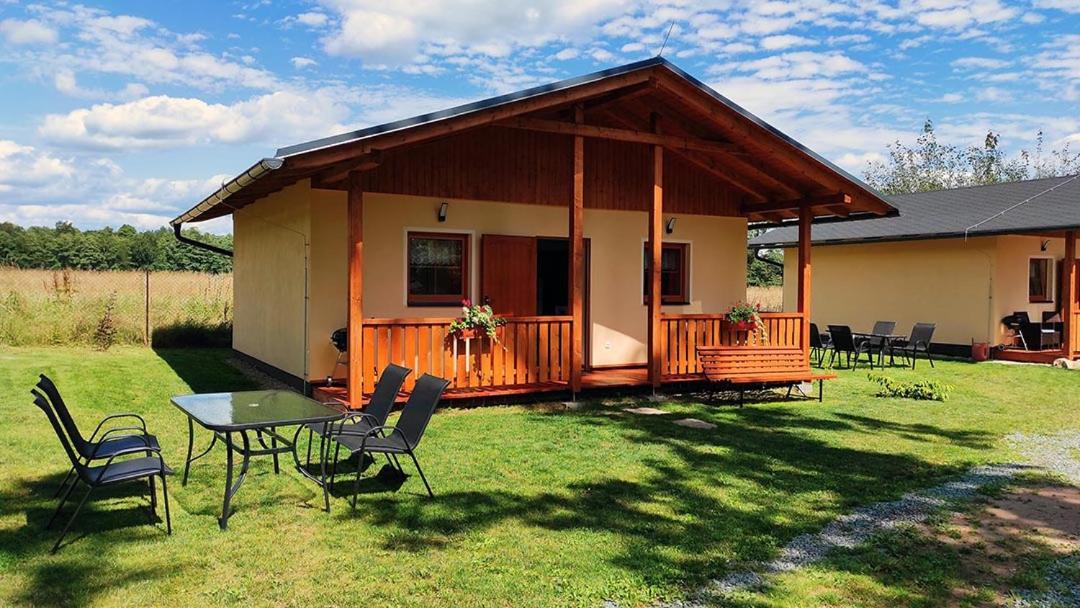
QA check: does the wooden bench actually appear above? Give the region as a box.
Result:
[696,346,837,403]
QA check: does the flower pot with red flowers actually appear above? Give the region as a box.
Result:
[725,302,768,342]
[448,299,507,343]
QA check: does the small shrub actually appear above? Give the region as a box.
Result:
[93,293,119,351]
[868,373,952,401]
[152,321,232,348]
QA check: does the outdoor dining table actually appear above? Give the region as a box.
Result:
[171,390,345,530]
[853,332,906,367]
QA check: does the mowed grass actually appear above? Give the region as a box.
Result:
[0,347,1077,607]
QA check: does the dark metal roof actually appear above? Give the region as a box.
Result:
[173,57,893,225]
[749,174,1080,248]
[275,57,886,204]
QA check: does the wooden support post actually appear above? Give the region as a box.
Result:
[1064,230,1077,357]
[797,204,812,366]
[347,173,364,409]
[569,105,585,395]
[648,113,664,389]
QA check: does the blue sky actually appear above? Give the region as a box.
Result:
[0,0,1077,233]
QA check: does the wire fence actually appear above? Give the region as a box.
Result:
[0,267,232,346]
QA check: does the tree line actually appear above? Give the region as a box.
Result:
[0,222,233,273]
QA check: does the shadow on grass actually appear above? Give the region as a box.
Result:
[0,472,175,608]
[151,347,259,394]
[327,398,999,600]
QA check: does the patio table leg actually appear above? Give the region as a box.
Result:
[183,417,194,486]
[220,431,251,530]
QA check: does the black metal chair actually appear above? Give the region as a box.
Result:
[859,320,896,364]
[809,323,830,367]
[328,374,450,507]
[892,323,936,369]
[36,374,161,501]
[827,325,874,369]
[31,391,172,553]
[303,363,411,468]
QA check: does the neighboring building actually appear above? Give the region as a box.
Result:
[750,175,1080,362]
[171,58,895,404]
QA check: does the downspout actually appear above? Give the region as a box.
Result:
[754,248,784,269]
[172,224,233,257]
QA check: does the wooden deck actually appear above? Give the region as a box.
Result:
[995,348,1074,364]
[312,365,707,408]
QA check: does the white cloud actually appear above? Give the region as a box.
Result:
[295,12,330,27]
[760,34,817,50]
[0,18,58,45]
[951,56,1010,70]
[1033,0,1080,13]
[937,92,964,103]
[553,48,579,60]
[318,0,627,65]
[291,56,317,69]
[38,89,355,150]
[975,86,1011,102]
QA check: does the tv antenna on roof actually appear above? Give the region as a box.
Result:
[657,20,676,57]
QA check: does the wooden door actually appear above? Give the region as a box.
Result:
[481,235,537,316]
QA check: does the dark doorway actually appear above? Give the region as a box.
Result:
[537,238,569,315]
[536,237,590,367]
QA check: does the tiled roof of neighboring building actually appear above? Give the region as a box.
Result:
[749,174,1080,248]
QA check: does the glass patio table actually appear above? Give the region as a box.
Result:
[171,390,345,529]
[853,332,906,366]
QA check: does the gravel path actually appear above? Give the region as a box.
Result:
[1008,432,1080,485]
[605,432,1080,608]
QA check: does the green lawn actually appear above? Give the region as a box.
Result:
[0,347,1076,607]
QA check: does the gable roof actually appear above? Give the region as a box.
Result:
[171,57,894,226]
[749,174,1080,248]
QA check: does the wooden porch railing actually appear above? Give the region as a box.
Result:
[660,312,805,378]
[1072,311,1080,357]
[358,316,573,394]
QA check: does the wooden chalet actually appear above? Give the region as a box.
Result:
[171,58,896,406]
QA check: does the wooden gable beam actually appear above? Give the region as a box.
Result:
[740,192,851,216]
[496,116,744,155]
[311,151,383,189]
[597,109,769,202]
[582,79,658,115]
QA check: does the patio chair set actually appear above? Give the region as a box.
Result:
[29,367,450,552]
[810,322,936,370]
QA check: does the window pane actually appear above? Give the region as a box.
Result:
[1029,259,1048,299]
[409,236,464,297]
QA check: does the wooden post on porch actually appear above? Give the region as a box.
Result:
[1064,230,1078,357]
[648,113,663,389]
[347,173,364,408]
[797,203,812,366]
[569,105,585,395]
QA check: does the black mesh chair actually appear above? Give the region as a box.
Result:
[31,391,172,553]
[892,323,936,369]
[303,363,411,468]
[859,320,896,365]
[328,374,450,507]
[809,323,830,367]
[827,325,874,369]
[36,375,161,501]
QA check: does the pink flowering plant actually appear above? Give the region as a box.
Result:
[448,299,507,339]
[725,301,767,337]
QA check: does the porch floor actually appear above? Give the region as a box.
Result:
[312,366,703,408]
[995,348,1075,364]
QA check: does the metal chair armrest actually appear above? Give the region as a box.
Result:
[90,446,163,483]
[89,427,154,458]
[89,413,148,441]
[357,425,413,452]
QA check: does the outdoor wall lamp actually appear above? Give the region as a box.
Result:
[1041,239,1049,251]
[666,217,677,234]
[438,202,448,222]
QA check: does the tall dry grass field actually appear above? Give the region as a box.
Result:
[747,285,783,312]
[0,267,231,346]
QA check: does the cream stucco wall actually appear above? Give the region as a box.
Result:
[780,234,1079,347]
[234,186,748,378]
[358,193,748,368]
[233,181,311,379]
[781,237,998,345]
[992,235,1068,344]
